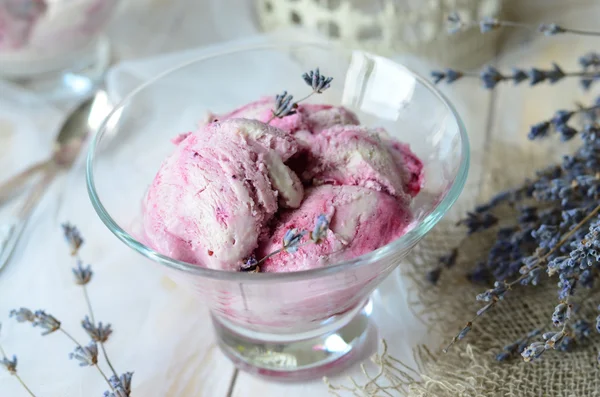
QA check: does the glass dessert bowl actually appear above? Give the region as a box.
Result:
[86,42,469,380]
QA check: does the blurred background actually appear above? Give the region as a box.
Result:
[0,0,595,100]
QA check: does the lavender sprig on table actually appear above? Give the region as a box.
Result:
[267,68,333,123]
[434,14,600,90]
[447,12,600,37]
[5,225,134,396]
[240,214,330,272]
[429,13,600,364]
[0,324,37,396]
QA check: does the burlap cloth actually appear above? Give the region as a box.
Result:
[403,151,600,397]
[324,118,599,396]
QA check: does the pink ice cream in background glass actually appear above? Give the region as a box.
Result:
[0,0,119,97]
[87,44,469,380]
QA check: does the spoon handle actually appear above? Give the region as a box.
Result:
[0,165,58,271]
[0,159,52,204]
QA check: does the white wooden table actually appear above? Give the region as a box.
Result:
[1,1,599,396]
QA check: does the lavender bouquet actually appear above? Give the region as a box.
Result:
[1,225,133,397]
[431,12,600,364]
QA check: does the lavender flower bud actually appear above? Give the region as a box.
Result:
[282,229,307,253]
[511,68,528,84]
[528,68,547,85]
[69,342,98,367]
[0,355,17,374]
[110,372,134,394]
[431,70,446,84]
[552,110,575,126]
[457,322,472,340]
[302,68,333,93]
[579,52,600,69]
[240,256,259,272]
[9,308,35,323]
[538,23,566,36]
[557,124,578,141]
[479,17,500,33]
[310,214,329,244]
[62,223,84,255]
[521,341,546,362]
[82,316,112,343]
[528,121,551,140]
[446,12,464,34]
[72,261,93,285]
[272,91,297,118]
[547,63,566,83]
[32,310,61,335]
[480,65,504,89]
[552,303,571,327]
[426,268,442,285]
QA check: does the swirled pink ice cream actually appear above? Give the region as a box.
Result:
[142,119,303,271]
[142,99,423,273]
[258,185,412,273]
[299,125,424,201]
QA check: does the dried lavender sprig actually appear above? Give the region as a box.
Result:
[267,68,333,123]
[62,223,84,256]
[64,224,122,387]
[109,372,133,395]
[270,90,297,120]
[9,309,62,336]
[495,328,542,362]
[302,68,333,94]
[0,324,37,397]
[10,308,116,391]
[432,64,599,89]
[528,104,600,141]
[521,296,575,362]
[444,203,600,352]
[447,12,600,37]
[62,329,114,391]
[240,214,330,272]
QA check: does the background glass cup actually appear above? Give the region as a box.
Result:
[0,0,120,99]
[86,42,469,380]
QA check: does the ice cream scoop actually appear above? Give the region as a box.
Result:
[142,118,304,271]
[300,125,423,200]
[258,185,413,273]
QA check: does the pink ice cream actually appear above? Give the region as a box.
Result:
[142,98,424,273]
[299,125,423,201]
[142,119,303,271]
[213,97,360,139]
[258,185,412,273]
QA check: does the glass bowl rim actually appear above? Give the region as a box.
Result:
[86,41,470,283]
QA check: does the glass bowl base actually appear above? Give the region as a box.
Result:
[212,298,375,381]
[1,36,110,101]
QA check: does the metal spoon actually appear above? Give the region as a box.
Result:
[0,90,112,270]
